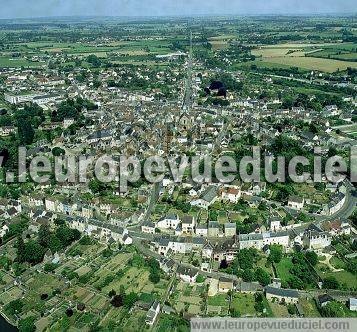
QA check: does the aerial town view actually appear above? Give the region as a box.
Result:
[0,0,356,331]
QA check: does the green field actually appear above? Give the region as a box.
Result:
[251,42,357,72]
[0,56,42,68]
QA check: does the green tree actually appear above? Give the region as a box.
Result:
[268,245,283,263]
[322,277,340,290]
[255,268,271,286]
[321,301,345,317]
[305,251,318,266]
[18,316,36,332]
[17,120,34,145]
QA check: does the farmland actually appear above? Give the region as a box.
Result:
[251,42,357,72]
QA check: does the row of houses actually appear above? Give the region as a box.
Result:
[150,219,352,262]
[142,214,237,238]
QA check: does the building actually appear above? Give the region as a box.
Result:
[191,186,217,209]
[182,215,195,234]
[221,187,241,203]
[265,286,299,304]
[317,294,333,308]
[208,221,220,237]
[302,224,331,250]
[0,126,16,137]
[323,192,346,216]
[157,214,180,230]
[195,224,208,237]
[145,301,160,325]
[202,241,214,259]
[238,232,289,250]
[218,277,234,293]
[141,221,156,234]
[224,223,236,237]
[177,266,198,284]
[349,298,357,311]
[287,196,305,210]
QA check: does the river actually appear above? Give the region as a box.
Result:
[0,314,18,332]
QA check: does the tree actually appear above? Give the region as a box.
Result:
[38,224,51,248]
[52,147,65,156]
[149,270,160,284]
[242,269,255,282]
[322,276,340,290]
[110,294,124,307]
[16,237,26,263]
[123,292,138,309]
[23,240,46,264]
[18,316,36,332]
[305,251,318,266]
[268,245,283,263]
[17,120,34,145]
[4,299,23,316]
[321,301,345,317]
[255,268,271,286]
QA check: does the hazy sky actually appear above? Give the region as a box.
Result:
[1,0,356,19]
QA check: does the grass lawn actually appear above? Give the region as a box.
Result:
[275,258,294,284]
[329,256,346,270]
[299,298,321,317]
[316,263,357,289]
[231,293,257,316]
[207,294,228,306]
[269,302,290,317]
[0,56,42,68]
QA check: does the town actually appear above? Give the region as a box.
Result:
[0,12,356,332]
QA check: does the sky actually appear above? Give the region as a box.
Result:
[0,0,356,19]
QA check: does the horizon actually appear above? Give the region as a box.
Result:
[1,0,356,20]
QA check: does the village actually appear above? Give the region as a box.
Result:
[0,14,356,332]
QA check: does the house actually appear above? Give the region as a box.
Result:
[224,223,236,237]
[201,262,211,273]
[349,298,357,311]
[270,218,282,232]
[302,224,331,251]
[208,221,220,237]
[213,238,239,262]
[323,192,345,216]
[317,294,333,308]
[191,186,217,209]
[145,301,160,325]
[159,257,175,274]
[221,187,241,203]
[177,266,198,284]
[265,286,299,304]
[157,214,180,230]
[182,215,195,234]
[218,277,234,293]
[195,224,208,237]
[141,221,156,234]
[202,241,214,259]
[28,196,44,207]
[287,196,305,210]
[238,232,290,250]
[0,126,17,137]
[321,220,351,236]
[251,182,266,196]
[45,198,57,212]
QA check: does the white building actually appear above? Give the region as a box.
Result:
[287,195,305,210]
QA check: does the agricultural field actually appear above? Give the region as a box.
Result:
[251,42,357,72]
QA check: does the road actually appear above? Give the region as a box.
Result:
[316,180,356,222]
[182,30,193,111]
[143,182,161,222]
